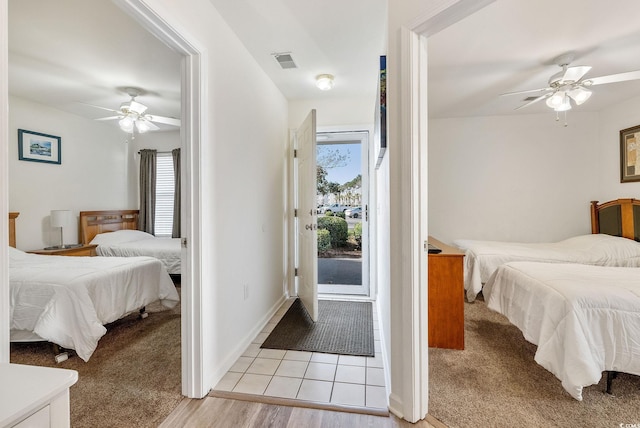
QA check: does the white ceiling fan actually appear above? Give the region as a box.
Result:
[86,87,181,135]
[501,52,640,112]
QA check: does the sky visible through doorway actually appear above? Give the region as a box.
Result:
[320,143,361,185]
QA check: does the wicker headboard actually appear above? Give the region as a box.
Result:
[9,212,19,248]
[591,199,640,241]
[79,210,139,245]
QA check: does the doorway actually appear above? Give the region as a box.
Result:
[316,131,370,297]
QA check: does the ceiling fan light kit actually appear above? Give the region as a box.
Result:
[501,52,640,124]
[85,86,181,137]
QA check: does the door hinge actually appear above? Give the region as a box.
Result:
[295,268,298,276]
[181,237,187,248]
[293,149,298,158]
[294,209,298,217]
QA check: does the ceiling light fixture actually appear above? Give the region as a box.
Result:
[316,74,334,91]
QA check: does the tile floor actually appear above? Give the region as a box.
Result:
[213,298,387,410]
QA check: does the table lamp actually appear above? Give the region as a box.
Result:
[50,209,72,249]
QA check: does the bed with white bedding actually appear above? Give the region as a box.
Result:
[90,230,181,275]
[79,210,181,275]
[483,261,640,401]
[9,247,180,361]
[455,233,640,302]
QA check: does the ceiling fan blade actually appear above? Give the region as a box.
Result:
[146,114,181,127]
[79,102,122,114]
[95,116,122,121]
[138,119,160,131]
[500,87,552,97]
[562,65,591,83]
[585,70,640,86]
[514,92,552,110]
[128,100,148,115]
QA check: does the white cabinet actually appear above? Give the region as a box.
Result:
[0,364,78,428]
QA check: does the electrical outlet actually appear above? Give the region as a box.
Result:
[243,283,249,300]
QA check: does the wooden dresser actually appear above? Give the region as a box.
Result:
[428,236,465,350]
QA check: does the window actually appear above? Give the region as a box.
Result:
[154,154,175,237]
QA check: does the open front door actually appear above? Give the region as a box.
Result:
[296,110,318,321]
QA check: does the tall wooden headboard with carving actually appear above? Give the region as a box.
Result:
[9,212,19,248]
[79,210,139,245]
[591,199,640,241]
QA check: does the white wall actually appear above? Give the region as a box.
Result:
[289,96,376,128]
[597,94,640,199]
[428,112,601,245]
[9,96,130,250]
[144,0,289,391]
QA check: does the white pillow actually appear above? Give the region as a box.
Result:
[90,229,155,245]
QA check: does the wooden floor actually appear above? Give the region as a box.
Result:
[160,396,445,428]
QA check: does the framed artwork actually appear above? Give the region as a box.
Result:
[620,125,640,183]
[375,55,387,169]
[18,129,61,165]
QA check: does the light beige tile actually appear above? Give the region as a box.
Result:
[233,373,272,395]
[366,354,384,368]
[283,350,312,361]
[252,332,270,344]
[257,348,287,360]
[366,385,388,409]
[310,353,339,364]
[335,365,366,384]
[214,371,242,392]
[366,367,385,386]
[296,379,333,403]
[338,355,367,367]
[246,357,281,375]
[229,356,254,373]
[242,343,262,358]
[275,360,308,378]
[331,382,365,407]
[261,322,277,334]
[264,376,303,399]
[304,362,336,381]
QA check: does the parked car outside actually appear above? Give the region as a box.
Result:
[345,207,362,218]
[323,203,349,214]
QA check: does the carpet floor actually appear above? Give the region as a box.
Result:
[428,297,640,427]
[261,298,374,357]
[10,298,182,428]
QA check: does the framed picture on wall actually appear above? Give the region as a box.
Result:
[620,124,640,183]
[18,129,61,165]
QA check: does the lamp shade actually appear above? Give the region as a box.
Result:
[50,210,72,228]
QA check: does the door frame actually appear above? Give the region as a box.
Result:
[114,0,205,398]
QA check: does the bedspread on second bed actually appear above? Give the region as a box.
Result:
[91,230,181,274]
[455,234,640,302]
[10,248,179,361]
[483,261,640,400]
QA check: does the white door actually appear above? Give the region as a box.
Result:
[296,110,318,321]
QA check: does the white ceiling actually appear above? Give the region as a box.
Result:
[8,0,640,127]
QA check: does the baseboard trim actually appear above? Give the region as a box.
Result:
[209,390,389,417]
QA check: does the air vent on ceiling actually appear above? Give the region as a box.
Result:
[273,52,297,69]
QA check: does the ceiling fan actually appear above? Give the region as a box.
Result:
[501,53,640,111]
[87,87,181,135]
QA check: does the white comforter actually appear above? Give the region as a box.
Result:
[9,247,179,361]
[90,230,181,274]
[454,234,640,302]
[483,261,640,400]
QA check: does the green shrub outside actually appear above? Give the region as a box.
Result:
[354,222,362,238]
[334,211,346,219]
[317,216,348,248]
[324,211,334,217]
[317,229,331,253]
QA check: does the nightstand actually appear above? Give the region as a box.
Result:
[28,244,98,257]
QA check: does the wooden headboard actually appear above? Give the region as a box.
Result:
[9,212,19,248]
[591,199,640,241]
[79,210,139,244]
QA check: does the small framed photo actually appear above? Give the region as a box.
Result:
[18,129,61,165]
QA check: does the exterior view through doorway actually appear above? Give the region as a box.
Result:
[316,131,369,296]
